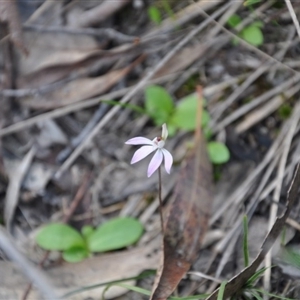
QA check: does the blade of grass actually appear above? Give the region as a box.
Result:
[217,281,227,300]
[105,283,208,300]
[171,295,208,300]
[109,283,151,296]
[243,215,249,267]
[61,270,155,298]
[253,289,296,300]
[101,100,146,114]
[281,226,286,245]
[245,267,269,287]
[250,290,264,300]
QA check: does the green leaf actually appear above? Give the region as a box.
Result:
[106,284,208,300]
[61,270,155,298]
[217,281,227,300]
[227,14,241,28]
[145,85,174,125]
[88,217,143,252]
[36,223,85,251]
[252,289,296,300]
[81,225,94,239]
[171,296,208,300]
[207,142,230,164]
[250,290,264,300]
[148,6,162,25]
[244,0,262,6]
[241,25,263,46]
[63,247,89,263]
[115,284,151,296]
[243,215,249,267]
[245,267,269,287]
[166,123,177,137]
[251,21,264,28]
[170,94,209,131]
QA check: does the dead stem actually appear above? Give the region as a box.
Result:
[158,166,164,235]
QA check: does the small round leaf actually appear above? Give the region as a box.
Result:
[207,142,230,164]
[170,94,209,131]
[88,217,143,253]
[227,14,241,28]
[241,25,263,46]
[36,223,85,251]
[145,85,174,125]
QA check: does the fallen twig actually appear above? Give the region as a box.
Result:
[0,226,58,300]
[23,24,137,44]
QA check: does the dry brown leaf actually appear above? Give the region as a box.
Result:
[150,87,214,300]
[206,164,300,300]
[0,0,27,54]
[21,71,125,109]
[4,147,35,233]
[0,239,159,300]
[16,30,148,89]
[75,0,131,28]
[21,56,145,109]
[17,31,99,77]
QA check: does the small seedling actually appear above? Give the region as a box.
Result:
[145,85,230,165]
[36,217,143,263]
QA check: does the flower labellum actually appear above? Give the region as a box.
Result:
[125,124,173,177]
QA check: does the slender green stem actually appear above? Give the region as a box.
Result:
[158,166,164,235]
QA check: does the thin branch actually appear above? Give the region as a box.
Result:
[0,226,59,300]
[23,24,137,44]
[285,0,300,40]
[158,167,164,235]
[263,102,300,295]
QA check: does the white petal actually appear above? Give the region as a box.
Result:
[161,123,168,140]
[162,148,173,174]
[131,146,156,164]
[147,149,163,177]
[125,137,153,145]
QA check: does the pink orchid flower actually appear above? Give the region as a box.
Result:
[125,124,173,177]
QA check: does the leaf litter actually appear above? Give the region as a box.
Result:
[1,1,300,300]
